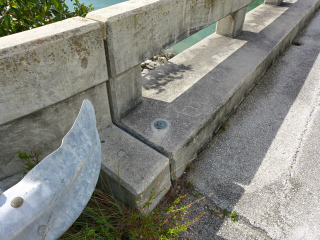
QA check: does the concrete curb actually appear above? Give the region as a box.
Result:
[121,0,320,179]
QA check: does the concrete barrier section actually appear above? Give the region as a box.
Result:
[99,126,171,212]
[0,17,110,180]
[1,0,319,221]
[87,0,255,76]
[121,0,320,179]
[86,0,255,120]
[107,65,142,120]
[0,15,170,214]
[0,17,108,125]
[216,6,247,38]
[0,83,111,180]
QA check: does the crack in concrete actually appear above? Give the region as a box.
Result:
[202,195,276,240]
[289,106,315,175]
[239,215,274,240]
[285,87,320,194]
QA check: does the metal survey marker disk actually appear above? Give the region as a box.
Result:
[154,120,168,130]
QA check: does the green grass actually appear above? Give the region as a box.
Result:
[59,188,202,240]
[17,151,237,239]
[16,151,203,239]
[209,205,239,223]
[17,150,41,174]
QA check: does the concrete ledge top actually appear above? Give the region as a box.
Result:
[99,124,171,211]
[121,0,318,158]
[87,0,254,22]
[87,0,161,21]
[86,0,255,76]
[0,17,100,55]
[100,125,170,195]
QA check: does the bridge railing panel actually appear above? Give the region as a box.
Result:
[86,0,258,121]
[0,17,111,181]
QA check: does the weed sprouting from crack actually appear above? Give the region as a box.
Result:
[17,150,41,174]
[209,205,239,222]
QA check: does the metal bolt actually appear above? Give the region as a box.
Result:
[11,197,24,208]
[154,120,168,130]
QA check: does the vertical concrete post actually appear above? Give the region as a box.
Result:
[265,0,283,5]
[216,6,247,38]
[107,65,142,121]
[86,11,144,123]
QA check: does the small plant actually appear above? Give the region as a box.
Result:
[220,123,229,131]
[59,188,204,240]
[17,150,41,173]
[195,193,201,198]
[229,210,239,222]
[186,181,193,189]
[209,205,239,222]
[185,163,195,172]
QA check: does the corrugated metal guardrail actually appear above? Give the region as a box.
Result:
[0,100,101,240]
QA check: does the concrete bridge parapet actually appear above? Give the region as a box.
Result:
[0,16,170,213]
[86,0,258,121]
[1,0,320,217]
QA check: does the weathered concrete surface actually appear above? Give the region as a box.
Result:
[86,0,256,77]
[86,0,255,121]
[121,0,320,179]
[1,8,170,213]
[107,65,142,121]
[98,125,171,212]
[0,100,101,240]
[216,6,247,38]
[265,0,283,5]
[182,8,320,239]
[0,173,24,191]
[0,17,108,125]
[0,83,111,180]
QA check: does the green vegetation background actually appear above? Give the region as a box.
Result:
[0,0,93,37]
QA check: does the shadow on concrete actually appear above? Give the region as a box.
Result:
[180,8,320,240]
[120,1,320,238]
[142,61,193,94]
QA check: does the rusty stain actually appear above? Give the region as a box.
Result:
[71,38,90,58]
[132,7,142,13]
[37,39,43,44]
[69,162,83,187]
[81,57,88,69]
[133,14,138,26]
